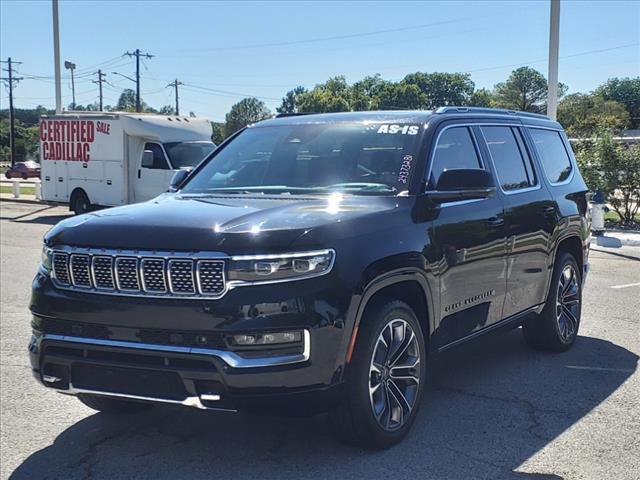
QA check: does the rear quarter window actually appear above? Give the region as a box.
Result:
[528,128,573,184]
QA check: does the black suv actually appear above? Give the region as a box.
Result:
[30,107,590,448]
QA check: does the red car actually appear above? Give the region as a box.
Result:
[4,161,41,179]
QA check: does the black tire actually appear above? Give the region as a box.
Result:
[522,251,582,352]
[71,190,91,215]
[77,394,152,413]
[330,300,426,449]
[21,173,28,180]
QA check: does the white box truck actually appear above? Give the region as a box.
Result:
[39,112,215,214]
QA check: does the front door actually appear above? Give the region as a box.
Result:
[477,125,556,318]
[134,142,173,202]
[428,125,508,348]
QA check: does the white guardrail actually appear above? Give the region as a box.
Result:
[0,179,42,200]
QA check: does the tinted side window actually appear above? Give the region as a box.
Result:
[481,126,536,191]
[529,129,572,183]
[430,127,482,187]
[144,143,170,170]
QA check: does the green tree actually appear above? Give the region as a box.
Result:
[575,130,640,224]
[493,67,566,113]
[158,105,176,115]
[375,82,424,110]
[403,72,475,108]
[277,86,307,114]
[115,88,156,112]
[558,94,629,137]
[296,77,352,113]
[224,97,272,136]
[469,88,494,107]
[211,122,225,144]
[594,77,640,128]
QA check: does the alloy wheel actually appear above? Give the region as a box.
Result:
[556,264,580,341]
[368,318,421,431]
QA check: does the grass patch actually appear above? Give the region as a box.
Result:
[0,185,36,195]
[604,211,640,223]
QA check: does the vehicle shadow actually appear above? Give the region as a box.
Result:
[0,204,71,226]
[10,330,637,480]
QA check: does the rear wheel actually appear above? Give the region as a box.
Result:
[71,190,91,215]
[523,252,582,352]
[77,394,152,413]
[330,300,426,449]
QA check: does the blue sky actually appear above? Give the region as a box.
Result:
[1,0,638,122]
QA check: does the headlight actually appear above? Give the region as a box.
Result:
[41,245,53,272]
[228,249,335,284]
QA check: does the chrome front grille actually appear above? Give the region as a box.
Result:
[198,261,225,295]
[49,248,226,299]
[70,255,91,287]
[168,259,196,294]
[115,257,140,291]
[52,252,71,285]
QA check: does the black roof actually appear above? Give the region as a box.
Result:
[253,107,561,129]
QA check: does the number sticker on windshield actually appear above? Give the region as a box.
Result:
[398,155,413,184]
[377,125,419,135]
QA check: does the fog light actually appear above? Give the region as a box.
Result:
[231,331,302,346]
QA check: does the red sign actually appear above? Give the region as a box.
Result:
[40,120,95,162]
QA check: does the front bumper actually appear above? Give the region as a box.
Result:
[29,270,355,414]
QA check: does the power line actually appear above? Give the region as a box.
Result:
[1,57,24,166]
[93,70,107,111]
[167,79,183,115]
[124,49,153,112]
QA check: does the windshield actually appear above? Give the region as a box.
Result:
[181,123,421,195]
[164,141,216,169]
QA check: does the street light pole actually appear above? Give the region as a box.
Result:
[547,0,561,120]
[64,60,76,110]
[52,0,62,114]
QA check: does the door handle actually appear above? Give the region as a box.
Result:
[137,169,141,179]
[544,206,557,217]
[487,217,505,228]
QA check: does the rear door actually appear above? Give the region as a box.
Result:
[478,124,556,318]
[134,142,173,202]
[428,124,508,348]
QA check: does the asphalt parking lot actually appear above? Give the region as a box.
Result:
[1,201,638,480]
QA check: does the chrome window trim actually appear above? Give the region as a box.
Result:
[425,124,485,189]
[41,329,311,368]
[526,127,576,187]
[478,125,542,196]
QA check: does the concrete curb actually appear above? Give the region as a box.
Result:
[0,195,45,206]
[591,231,640,248]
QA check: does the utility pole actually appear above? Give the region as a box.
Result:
[547,0,561,120]
[124,49,153,113]
[1,57,24,166]
[52,0,62,114]
[64,60,76,109]
[93,69,106,110]
[167,79,183,115]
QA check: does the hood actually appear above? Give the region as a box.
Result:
[45,193,400,253]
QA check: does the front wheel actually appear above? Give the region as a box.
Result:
[523,252,582,352]
[71,191,91,215]
[330,300,426,449]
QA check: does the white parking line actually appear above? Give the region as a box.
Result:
[566,365,635,373]
[609,282,640,289]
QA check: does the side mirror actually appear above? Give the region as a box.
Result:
[426,169,496,203]
[142,150,154,168]
[169,169,189,192]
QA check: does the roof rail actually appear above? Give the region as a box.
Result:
[434,106,550,120]
[275,112,317,118]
